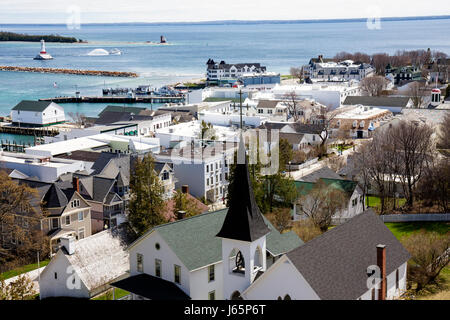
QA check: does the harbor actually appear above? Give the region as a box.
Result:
[39,95,186,104]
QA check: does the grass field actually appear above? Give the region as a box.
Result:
[0,260,50,281]
[366,196,407,209]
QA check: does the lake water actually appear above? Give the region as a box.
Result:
[0,18,449,143]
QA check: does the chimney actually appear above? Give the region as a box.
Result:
[61,236,76,255]
[177,210,186,220]
[181,185,189,194]
[72,177,80,193]
[377,244,386,300]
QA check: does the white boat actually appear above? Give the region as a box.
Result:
[34,40,53,60]
[110,48,122,55]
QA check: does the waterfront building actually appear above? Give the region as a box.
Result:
[11,100,65,127]
[303,55,374,82]
[206,59,267,85]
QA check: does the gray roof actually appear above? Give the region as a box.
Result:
[256,100,280,109]
[136,209,303,271]
[98,105,147,117]
[61,228,131,291]
[343,96,411,108]
[12,100,54,112]
[279,132,305,145]
[286,210,411,300]
[300,166,344,182]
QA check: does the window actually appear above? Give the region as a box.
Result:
[65,215,71,225]
[352,198,357,207]
[54,272,57,280]
[206,165,209,173]
[155,259,161,277]
[71,199,80,208]
[78,228,85,240]
[162,171,169,180]
[206,178,209,186]
[78,212,84,221]
[396,269,399,289]
[155,243,160,250]
[208,291,215,300]
[208,264,215,282]
[137,253,143,273]
[174,265,181,284]
[52,218,59,229]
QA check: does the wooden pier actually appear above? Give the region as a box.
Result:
[39,95,186,104]
[0,125,59,137]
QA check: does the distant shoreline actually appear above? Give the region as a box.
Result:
[0,66,138,77]
[1,15,449,26]
[0,31,83,43]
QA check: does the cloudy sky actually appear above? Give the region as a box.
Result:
[0,0,449,24]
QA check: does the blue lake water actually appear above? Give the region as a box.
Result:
[0,18,449,118]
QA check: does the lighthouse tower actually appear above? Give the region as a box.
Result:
[34,40,53,60]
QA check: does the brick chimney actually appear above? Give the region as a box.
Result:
[181,185,189,194]
[72,177,80,193]
[377,244,386,300]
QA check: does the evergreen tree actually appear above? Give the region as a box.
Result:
[128,154,166,235]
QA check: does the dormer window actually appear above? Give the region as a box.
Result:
[352,120,357,128]
[360,121,365,128]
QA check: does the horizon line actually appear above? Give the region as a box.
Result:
[1,14,450,26]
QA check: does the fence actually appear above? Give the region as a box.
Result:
[290,157,319,170]
[379,213,450,223]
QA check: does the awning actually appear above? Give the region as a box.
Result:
[111,274,191,300]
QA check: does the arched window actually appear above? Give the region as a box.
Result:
[231,291,243,300]
[254,246,262,269]
[284,294,291,300]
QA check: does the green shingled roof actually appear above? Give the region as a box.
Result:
[295,178,357,197]
[148,209,303,271]
[12,100,54,112]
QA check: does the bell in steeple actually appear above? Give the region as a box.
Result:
[217,135,270,300]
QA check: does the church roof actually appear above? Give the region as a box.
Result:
[216,138,271,242]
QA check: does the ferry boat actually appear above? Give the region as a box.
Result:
[109,48,122,55]
[33,40,53,60]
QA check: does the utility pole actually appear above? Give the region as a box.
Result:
[238,89,243,129]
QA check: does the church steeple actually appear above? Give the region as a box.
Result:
[216,136,270,242]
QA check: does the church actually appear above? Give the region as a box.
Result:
[112,139,410,300]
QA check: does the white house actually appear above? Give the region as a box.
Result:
[11,100,65,127]
[242,211,410,300]
[342,96,413,114]
[303,56,374,82]
[39,228,130,299]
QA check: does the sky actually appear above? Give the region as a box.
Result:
[0,0,449,24]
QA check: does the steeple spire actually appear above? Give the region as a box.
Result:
[216,135,270,242]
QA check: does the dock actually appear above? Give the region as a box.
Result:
[39,95,186,104]
[0,125,59,137]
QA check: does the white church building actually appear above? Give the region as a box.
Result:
[112,140,410,300]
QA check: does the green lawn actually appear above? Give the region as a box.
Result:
[0,260,50,281]
[92,288,129,300]
[366,196,407,209]
[385,222,450,240]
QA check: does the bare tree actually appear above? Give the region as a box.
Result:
[359,75,389,96]
[402,231,450,292]
[407,82,427,108]
[372,53,391,75]
[282,91,303,122]
[292,219,322,242]
[289,67,304,83]
[388,120,433,207]
[0,274,36,300]
[67,112,92,128]
[269,207,292,233]
[353,142,372,210]
[297,180,347,232]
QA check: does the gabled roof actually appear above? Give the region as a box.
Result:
[216,139,271,242]
[295,177,357,197]
[42,184,68,208]
[131,209,303,271]
[59,228,132,292]
[256,100,281,109]
[286,210,411,300]
[343,96,411,108]
[279,132,305,145]
[12,100,54,112]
